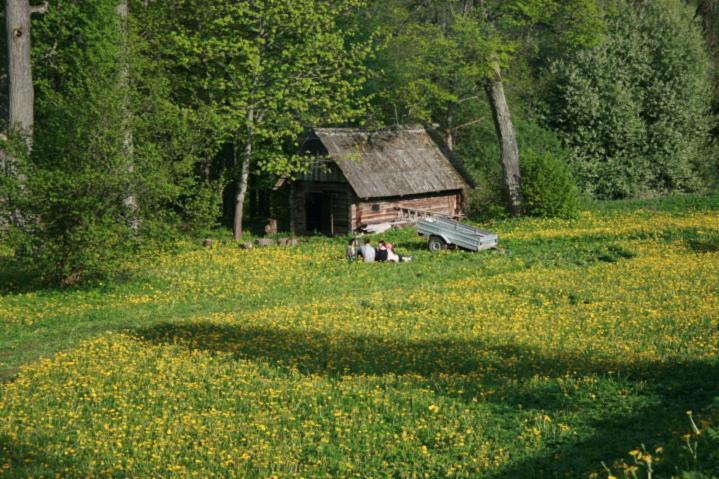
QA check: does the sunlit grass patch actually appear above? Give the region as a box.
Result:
[0,195,718,478]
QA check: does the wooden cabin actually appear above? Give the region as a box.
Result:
[287,126,470,235]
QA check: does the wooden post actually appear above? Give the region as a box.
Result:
[289,182,295,235]
[347,188,353,234]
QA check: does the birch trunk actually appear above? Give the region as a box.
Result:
[116,0,139,227]
[3,0,46,227]
[485,63,523,216]
[233,111,253,240]
[5,0,46,151]
[446,112,454,152]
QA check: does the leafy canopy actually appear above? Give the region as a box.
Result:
[150,0,372,176]
[547,0,714,199]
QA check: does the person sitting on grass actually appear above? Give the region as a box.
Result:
[375,240,389,262]
[386,242,412,263]
[346,238,358,262]
[359,238,375,263]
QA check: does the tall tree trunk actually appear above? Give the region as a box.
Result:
[485,63,523,216]
[3,0,46,227]
[445,112,454,152]
[116,0,139,227]
[5,0,46,151]
[233,111,253,240]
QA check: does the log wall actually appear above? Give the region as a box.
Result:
[291,180,464,235]
[352,191,463,230]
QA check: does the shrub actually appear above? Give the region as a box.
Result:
[466,172,508,221]
[180,182,225,235]
[546,0,714,199]
[462,118,573,220]
[521,150,580,219]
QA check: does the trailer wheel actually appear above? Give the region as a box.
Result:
[428,235,447,252]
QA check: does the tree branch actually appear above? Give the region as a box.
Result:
[30,2,49,15]
[453,118,482,131]
[457,95,482,104]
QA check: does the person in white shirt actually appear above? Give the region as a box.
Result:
[386,244,400,262]
[359,238,376,262]
[386,242,412,263]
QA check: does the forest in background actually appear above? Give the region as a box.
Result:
[0,0,718,284]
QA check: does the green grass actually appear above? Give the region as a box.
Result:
[1,194,718,478]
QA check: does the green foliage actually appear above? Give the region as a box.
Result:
[500,0,604,51]
[365,0,604,218]
[463,117,575,220]
[521,150,581,219]
[546,0,715,199]
[600,410,719,479]
[0,131,31,234]
[134,0,373,235]
[367,6,506,130]
[2,0,717,281]
[144,0,371,176]
[18,92,139,283]
[179,182,225,235]
[689,1,719,157]
[13,0,131,283]
[466,176,509,221]
[368,0,601,130]
[9,0,221,284]
[682,421,719,478]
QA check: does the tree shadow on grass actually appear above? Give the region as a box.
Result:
[0,434,74,478]
[133,322,719,478]
[686,236,719,253]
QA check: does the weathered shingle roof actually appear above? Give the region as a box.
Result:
[313,126,468,199]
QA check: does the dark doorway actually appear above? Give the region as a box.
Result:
[305,192,333,235]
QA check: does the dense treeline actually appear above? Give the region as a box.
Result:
[0,0,717,283]
[548,0,715,198]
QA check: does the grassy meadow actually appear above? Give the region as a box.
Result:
[1,195,718,478]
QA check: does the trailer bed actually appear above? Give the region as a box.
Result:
[416,216,498,252]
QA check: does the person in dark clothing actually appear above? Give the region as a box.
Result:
[375,240,388,262]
